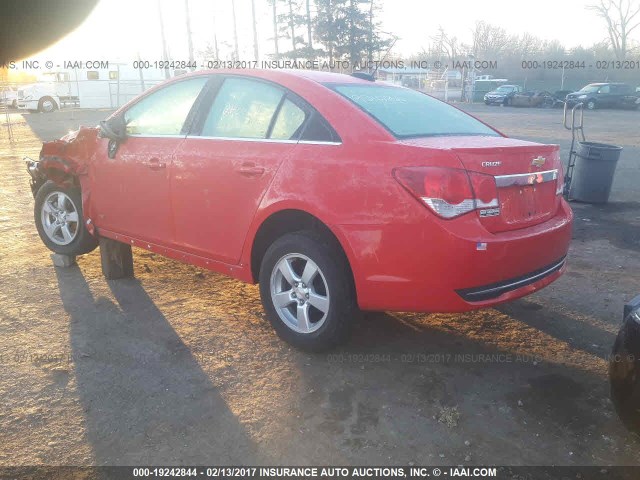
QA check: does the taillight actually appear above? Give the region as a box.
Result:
[393,166,498,219]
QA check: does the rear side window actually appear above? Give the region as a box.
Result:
[202,78,283,138]
[270,98,306,140]
[333,84,499,138]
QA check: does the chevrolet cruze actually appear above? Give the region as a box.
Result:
[27,69,573,350]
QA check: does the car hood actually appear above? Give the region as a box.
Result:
[40,126,100,174]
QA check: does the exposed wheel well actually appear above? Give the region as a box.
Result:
[250,209,355,288]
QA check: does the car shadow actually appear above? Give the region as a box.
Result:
[54,265,258,465]
[286,308,640,465]
[571,201,640,253]
[497,299,615,360]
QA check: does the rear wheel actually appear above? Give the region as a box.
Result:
[259,231,356,351]
[34,180,98,256]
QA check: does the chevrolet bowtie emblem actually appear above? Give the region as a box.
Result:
[531,156,546,167]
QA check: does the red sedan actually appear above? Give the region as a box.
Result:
[28,69,573,351]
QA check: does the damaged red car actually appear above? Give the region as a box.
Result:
[27,69,573,351]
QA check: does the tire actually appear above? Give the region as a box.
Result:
[258,230,356,351]
[34,180,98,256]
[586,99,596,110]
[38,96,57,113]
[504,97,512,106]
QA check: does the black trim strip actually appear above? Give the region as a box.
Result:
[456,256,566,302]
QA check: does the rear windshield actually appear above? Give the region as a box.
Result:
[332,84,499,138]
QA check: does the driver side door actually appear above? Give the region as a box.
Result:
[91,76,209,245]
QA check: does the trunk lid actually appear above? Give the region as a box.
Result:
[402,136,562,233]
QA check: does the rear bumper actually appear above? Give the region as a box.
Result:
[335,199,573,312]
[456,256,566,302]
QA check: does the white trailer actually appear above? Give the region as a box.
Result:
[16,64,174,112]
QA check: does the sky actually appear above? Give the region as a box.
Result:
[22,0,624,64]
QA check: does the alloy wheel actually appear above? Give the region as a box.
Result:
[41,191,79,245]
[270,253,330,334]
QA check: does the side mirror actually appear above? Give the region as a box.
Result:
[99,116,127,142]
[99,116,127,159]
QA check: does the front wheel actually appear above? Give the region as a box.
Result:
[586,99,596,110]
[34,180,98,256]
[259,231,356,351]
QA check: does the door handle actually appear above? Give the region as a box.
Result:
[147,158,166,170]
[236,164,265,177]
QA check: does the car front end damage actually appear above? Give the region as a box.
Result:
[25,126,100,233]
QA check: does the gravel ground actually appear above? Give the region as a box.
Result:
[0,105,639,467]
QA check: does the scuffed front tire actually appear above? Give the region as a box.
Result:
[34,180,98,256]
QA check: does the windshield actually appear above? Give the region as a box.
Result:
[579,85,601,93]
[495,86,514,93]
[332,84,499,138]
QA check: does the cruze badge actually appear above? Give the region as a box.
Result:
[531,156,546,167]
[482,161,501,167]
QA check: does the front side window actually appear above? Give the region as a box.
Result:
[125,77,208,136]
[333,84,499,138]
[202,78,284,138]
[599,85,610,94]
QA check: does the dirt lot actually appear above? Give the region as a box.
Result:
[0,105,639,467]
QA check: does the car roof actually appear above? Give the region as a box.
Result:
[587,82,628,86]
[184,68,378,86]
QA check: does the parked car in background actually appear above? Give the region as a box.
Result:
[610,295,640,434]
[510,90,555,108]
[484,85,523,105]
[0,86,18,108]
[26,70,573,351]
[565,83,640,110]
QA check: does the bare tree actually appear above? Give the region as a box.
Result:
[305,0,314,50]
[470,21,510,58]
[157,0,170,79]
[588,0,640,59]
[251,0,260,61]
[288,0,298,56]
[231,0,239,61]
[432,26,459,64]
[269,0,280,57]
[184,0,195,70]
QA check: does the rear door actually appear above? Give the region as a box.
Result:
[91,76,209,245]
[598,84,613,107]
[170,76,309,264]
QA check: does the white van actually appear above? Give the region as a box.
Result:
[17,65,171,112]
